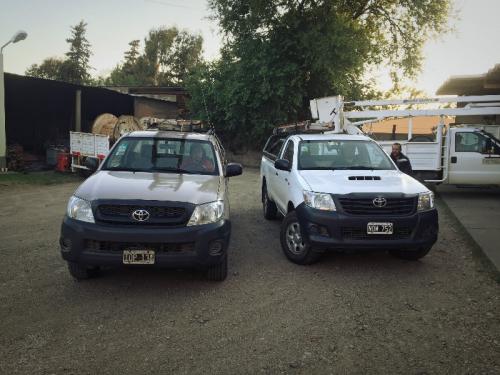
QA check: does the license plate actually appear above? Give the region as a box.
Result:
[123,250,155,265]
[367,222,393,235]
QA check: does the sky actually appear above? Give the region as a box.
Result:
[1,0,499,95]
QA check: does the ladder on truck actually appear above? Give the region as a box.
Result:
[309,95,500,182]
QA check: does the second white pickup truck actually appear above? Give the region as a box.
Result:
[260,132,438,265]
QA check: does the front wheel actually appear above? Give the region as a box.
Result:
[280,211,322,265]
[67,262,100,280]
[206,255,228,281]
[389,246,432,261]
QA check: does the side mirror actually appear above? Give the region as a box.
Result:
[84,157,99,172]
[274,159,290,171]
[225,163,243,177]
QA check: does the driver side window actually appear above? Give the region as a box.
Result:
[455,132,487,153]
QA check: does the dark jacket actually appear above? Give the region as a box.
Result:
[391,152,413,175]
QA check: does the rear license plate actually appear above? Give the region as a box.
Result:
[123,250,155,265]
[367,222,393,235]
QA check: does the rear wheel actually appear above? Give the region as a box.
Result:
[280,211,322,265]
[262,184,277,220]
[67,262,99,280]
[206,255,228,281]
[389,246,432,261]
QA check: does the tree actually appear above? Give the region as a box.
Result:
[187,0,452,148]
[106,27,203,86]
[25,20,92,85]
[64,20,92,84]
[25,57,66,81]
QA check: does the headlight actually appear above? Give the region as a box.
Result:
[417,191,435,211]
[303,191,336,211]
[67,196,95,223]
[187,200,224,226]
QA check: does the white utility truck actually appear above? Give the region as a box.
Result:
[309,95,500,186]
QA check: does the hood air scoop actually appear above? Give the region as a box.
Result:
[348,176,381,181]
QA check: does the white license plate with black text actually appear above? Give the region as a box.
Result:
[367,222,393,235]
[123,250,155,264]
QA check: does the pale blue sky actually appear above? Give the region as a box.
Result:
[1,0,499,95]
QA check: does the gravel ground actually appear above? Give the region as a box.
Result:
[0,169,499,375]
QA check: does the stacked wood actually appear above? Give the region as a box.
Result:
[7,144,25,171]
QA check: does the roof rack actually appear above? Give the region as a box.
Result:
[143,118,210,133]
[273,120,334,135]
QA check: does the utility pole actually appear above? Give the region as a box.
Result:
[0,30,28,172]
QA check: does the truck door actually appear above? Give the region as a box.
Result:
[273,140,295,213]
[448,130,500,185]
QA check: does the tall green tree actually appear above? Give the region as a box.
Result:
[25,20,93,85]
[63,20,92,84]
[106,27,203,86]
[187,0,452,148]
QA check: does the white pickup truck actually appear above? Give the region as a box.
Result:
[260,132,438,265]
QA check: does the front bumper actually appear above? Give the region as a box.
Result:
[60,216,231,268]
[295,203,438,251]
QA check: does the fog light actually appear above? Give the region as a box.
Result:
[208,240,224,256]
[308,223,329,237]
[60,237,72,252]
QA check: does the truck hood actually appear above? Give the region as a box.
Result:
[74,171,221,204]
[298,170,428,195]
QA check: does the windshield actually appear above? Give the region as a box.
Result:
[101,137,219,175]
[298,140,395,170]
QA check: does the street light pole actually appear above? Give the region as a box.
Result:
[0,30,28,171]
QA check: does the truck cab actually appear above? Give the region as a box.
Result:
[260,133,438,264]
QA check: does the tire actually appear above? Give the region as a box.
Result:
[280,211,322,265]
[206,255,228,281]
[389,246,432,261]
[262,183,277,220]
[67,262,99,280]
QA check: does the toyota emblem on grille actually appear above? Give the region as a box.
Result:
[372,197,387,208]
[132,209,150,221]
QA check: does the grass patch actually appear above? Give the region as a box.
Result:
[0,171,83,187]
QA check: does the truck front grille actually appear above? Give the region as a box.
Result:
[338,197,416,216]
[99,205,185,219]
[341,227,412,240]
[85,240,195,253]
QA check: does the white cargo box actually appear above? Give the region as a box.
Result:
[70,131,109,158]
[70,131,110,171]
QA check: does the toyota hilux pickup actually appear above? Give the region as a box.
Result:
[60,130,242,281]
[260,132,438,264]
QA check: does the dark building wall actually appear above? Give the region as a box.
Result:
[133,97,178,119]
[4,74,134,154]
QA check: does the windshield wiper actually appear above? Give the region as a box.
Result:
[333,166,375,170]
[152,167,194,174]
[103,167,146,172]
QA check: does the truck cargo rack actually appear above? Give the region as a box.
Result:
[273,121,334,135]
[143,118,212,133]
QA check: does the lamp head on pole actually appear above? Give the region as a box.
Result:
[10,30,28,44]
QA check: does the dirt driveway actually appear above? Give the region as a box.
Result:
[0,169,499,374]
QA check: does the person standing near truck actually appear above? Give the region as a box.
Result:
[391,143,413,175]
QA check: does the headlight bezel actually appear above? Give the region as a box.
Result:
[66,196,95,223]
[303,190,337,211]
[187,200,225,226]
[417,191,435,212]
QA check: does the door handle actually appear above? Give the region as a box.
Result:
[451,156,457,163]
[275,172,278,176]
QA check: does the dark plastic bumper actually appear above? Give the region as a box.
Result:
[295,203,438,251]
[60,216,231,268]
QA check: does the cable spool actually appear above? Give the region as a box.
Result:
[91,114,118,138]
